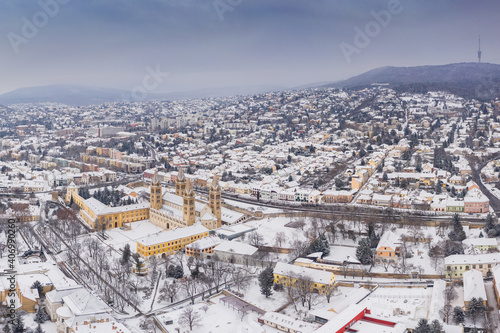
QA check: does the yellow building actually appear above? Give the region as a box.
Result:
[273,262,336,294]
[374,231,401,265]
[65,183,149,230]
[445,253,500,279]
[65,167,223,233]
[132,258,149,275]
[351,175,363,190]
[137,224,209,258]
[149,168,221,231]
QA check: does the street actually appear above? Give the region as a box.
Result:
[485,281,500,333]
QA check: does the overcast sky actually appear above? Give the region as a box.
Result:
[0,0,499,95]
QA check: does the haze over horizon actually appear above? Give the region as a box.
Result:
[1,0,499,95]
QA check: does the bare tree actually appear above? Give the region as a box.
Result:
[158,281,179,303]
[408,225,423,245]
[444,284,458,304]
[381,258,392,272]
[289,238,309,261]
[274,232,286,248]
[341,260,351,278]
[248,231,264,247]
[288,272,320,310]
[179,306,202,331]
[207,255,229,293]
[324,283,337,304]
[182,277,199,305]
[231,267,252,292]
[440,304,453,323]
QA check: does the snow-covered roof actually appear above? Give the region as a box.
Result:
[445,252,500,265]
[186,236,222,250]
[214,241,258,256]
[462,238,498,247]
[463,269,487,302]
[274,262,334,285]
[260,312,316,333]
[377,231,400,251]
[62,288,110,316]
[315,303,367,333]
[428,280,446,322]
[138,224,209,247]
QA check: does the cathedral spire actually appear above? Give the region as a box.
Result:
[152,168,160,185]
[210,174,220,191]
[178,166,185,182]
[185,178,194,196]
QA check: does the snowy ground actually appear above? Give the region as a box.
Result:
[241,277,289,312]
[245,216,310,248]
[21,313,57,333]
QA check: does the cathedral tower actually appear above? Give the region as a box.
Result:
[209,174,222,228]
[175,167,187,196]
[183,178,196,226]
[150,169,163,210]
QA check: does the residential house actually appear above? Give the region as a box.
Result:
[375,231,401,265]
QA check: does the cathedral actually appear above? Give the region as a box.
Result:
[149,167,222,231]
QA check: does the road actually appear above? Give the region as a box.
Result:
[485,281,500,333]
[468,152,500,216]
[144,142,159,164]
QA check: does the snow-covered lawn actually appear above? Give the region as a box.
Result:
[242,278,289,312]
[246,217,309,247]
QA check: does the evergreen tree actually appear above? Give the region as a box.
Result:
[356,238,373,265]
[258,267,274,298]
[308,233,330,257]
[11,314,25,333]
[34,306,49,324]
[31,281,43,298]
[3,324,11,333]
[167,265,184,279]
[485,214,495,233]
[121,244,131,265]
[414,318,431,333]
[430,320,443,333]
[466,297,486,325]
[435,180,442,194]
[34,324,45,333]
[453,306,465,324]
[448,214,466,241]
[174,265,184,279]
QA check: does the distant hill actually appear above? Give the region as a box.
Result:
[325,63,500,100]
[0,84,285,106]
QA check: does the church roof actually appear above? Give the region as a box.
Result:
[162,191,205,213]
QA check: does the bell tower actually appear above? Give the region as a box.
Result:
[209,174,222,228]
[150,169,162,210]
[175,167,186,196]
[65,182,78,204]
[183,179,196,226]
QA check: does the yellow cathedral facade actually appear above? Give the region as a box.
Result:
[149,167,222,231]
[65,166,222,232]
